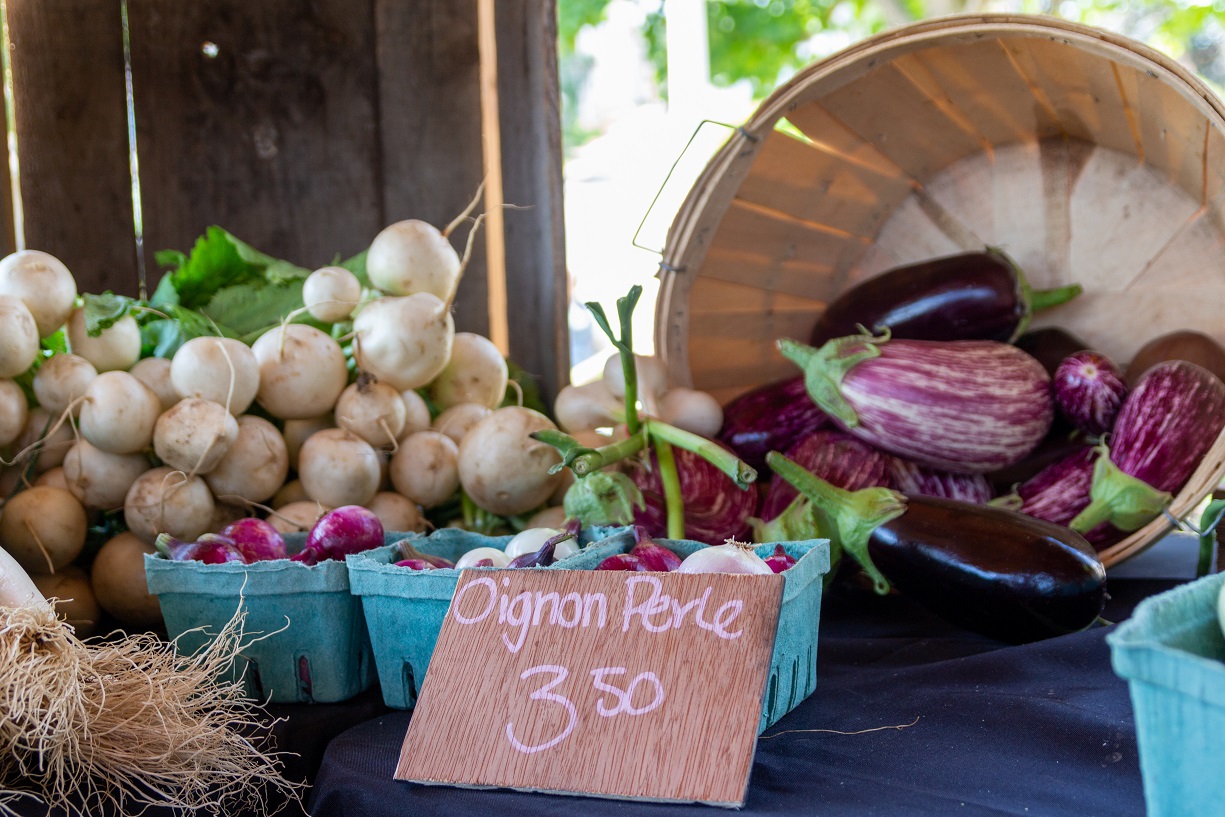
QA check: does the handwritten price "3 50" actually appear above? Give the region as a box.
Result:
[506,665,665,754]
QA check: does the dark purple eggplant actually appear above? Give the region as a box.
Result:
[632,444,756,546]
[1125,330,1225,387]
[716,376,828,473]
[810,249,1082,346]
[1014,327,1090,376]
[1069,360,1225,534]
[769,452,1107,644]
[888,457,992,503]
[758,429,891,522]
[780,332,1053,473]
[1053,351,1127,436]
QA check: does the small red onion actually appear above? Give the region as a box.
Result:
[763,544,797,573]
[220,517,287,562]
[596,553,645,572]
[394,558,440,571]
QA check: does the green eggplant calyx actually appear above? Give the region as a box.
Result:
[990,245,1083,341]
[767,451,905,595]
[1069,443,1172,533]
[563,470,645,527]
[987,492,1024,511]
[777,331,884,429]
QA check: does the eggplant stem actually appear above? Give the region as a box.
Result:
[645,418,756,488]
[570,431,647,476]
[1027,283,1083,314]
[1069,444,1172,534]
[767,451,905,595]
[778,335,882,429]
[655,438,685,540]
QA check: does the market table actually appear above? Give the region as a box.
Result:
[306,539,1201,817]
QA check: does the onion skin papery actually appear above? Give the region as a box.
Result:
[675,540,772,575]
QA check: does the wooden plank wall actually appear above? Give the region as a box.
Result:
[3,0,567,399]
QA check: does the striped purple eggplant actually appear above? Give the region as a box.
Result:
[1053,351,1127,436]
[1006,446,1120,548]
[779,333,1054,473]
[758,429,891,521]
[717,376,829,473]
[888,457,993,503]
[1069,360,1225,535]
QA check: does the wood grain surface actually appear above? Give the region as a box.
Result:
[398,568,784,806]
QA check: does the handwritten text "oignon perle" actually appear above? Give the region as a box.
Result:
[450,574,746,653]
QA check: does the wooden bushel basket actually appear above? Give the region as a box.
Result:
[655,14,1225,567]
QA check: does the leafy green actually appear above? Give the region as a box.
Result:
[150,225,310,315]
[83,292,138,336]
[139,305,238,359]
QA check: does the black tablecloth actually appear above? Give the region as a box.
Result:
[307,575,1176,817]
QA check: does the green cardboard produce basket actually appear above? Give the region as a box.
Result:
[347,528,831,733]
[1108,571,1225,816]
[145,532,395,704]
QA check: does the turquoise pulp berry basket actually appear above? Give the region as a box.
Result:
[346,528,831,733]
[1108,571,1225,816]
[144,532,403,704]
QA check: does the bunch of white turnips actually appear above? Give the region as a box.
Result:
[0,216,569,634]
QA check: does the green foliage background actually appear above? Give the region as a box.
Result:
[558,0,1225,146]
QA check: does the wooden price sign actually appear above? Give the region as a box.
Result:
[396,567,785,806]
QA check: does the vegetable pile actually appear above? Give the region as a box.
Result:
[713,249,1225,642]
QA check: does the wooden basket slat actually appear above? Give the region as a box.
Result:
[819,62,987,182]
[896,40,1048,147]
[657,14,1225,568]
[781,105,915,182]
[737,131,914,238]
[686,276,826,316]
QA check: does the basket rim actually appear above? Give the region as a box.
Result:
[654,13,1225,570]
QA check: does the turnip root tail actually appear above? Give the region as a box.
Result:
[506,379,524,408]
[442,211,488,315]
[442,179,487,239]
[0,603,301,815]
[0,397,84,468]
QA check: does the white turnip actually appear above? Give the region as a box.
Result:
[252,324,348,420]
[297,428,381,508]
[0,249,77,337]
[388,431,458,508]
[282,414,334,471]
[658,387,724,438]
[353,294,453,391]
[0,377,28,447]
[14,408,75,473]
[33,566,100,637]
[66,307,140,372]
[0,485,88,574]
[335,375,407,449]
[33,466,71,492]
[527,506,567,529]
[458,406,562,516]
[269,500,328,534]
[428,332,507,410]
[398,389,432,439]
[170,336,260,415]
[365,219,460,301]
[129,357,179,412]
[123,466,215,545]
[366,491,427,533]
[32,353,96,419]
[432,402,491,444]
[63,439,150,511]
[303,265,362,323]
[553,381,623,433]
[204,415,289,504]
[0,294,39,378]
[272,479,309,508]
[153,398,239,475]
[603,353,670,416]
[79,371,162,455]
[89,531,162,628]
